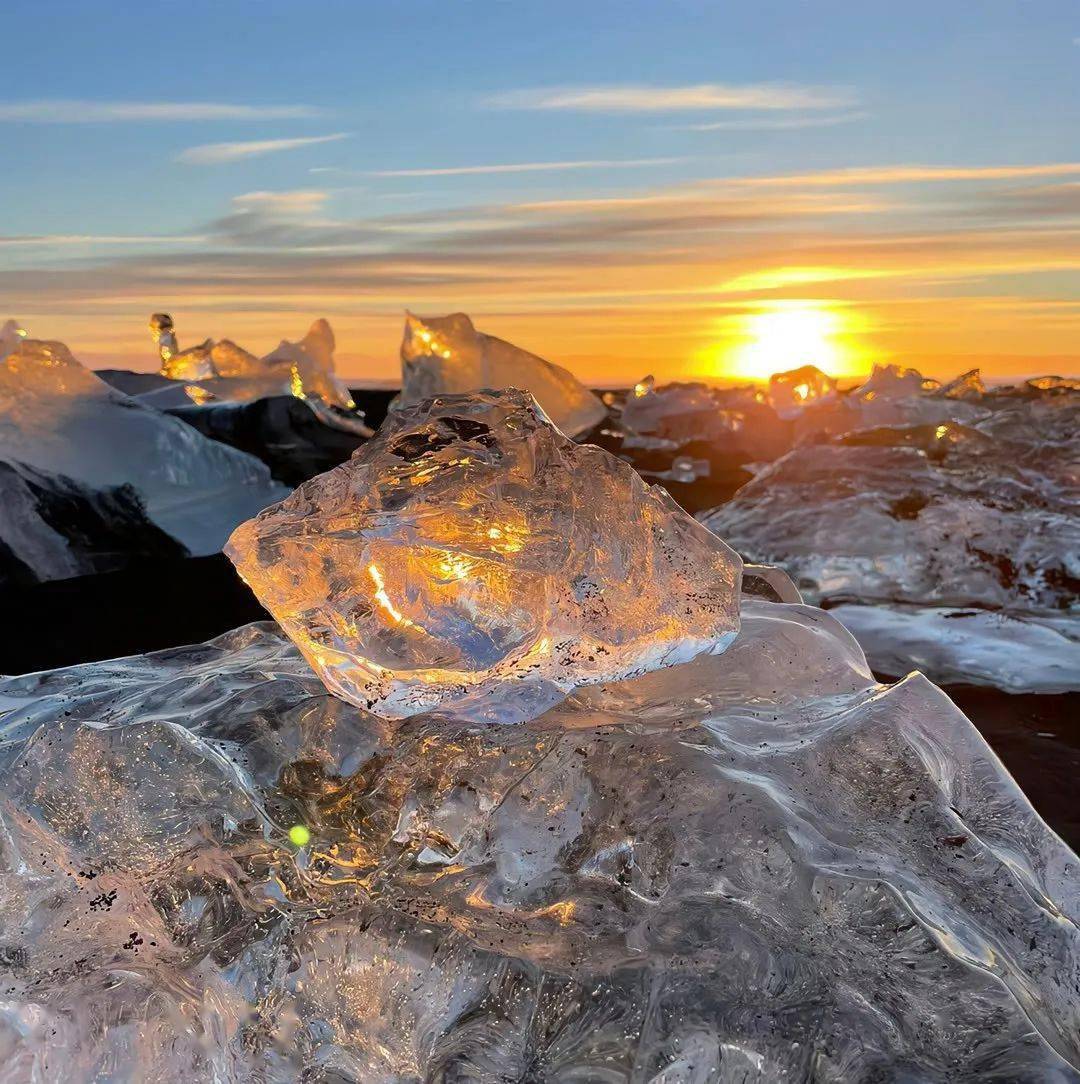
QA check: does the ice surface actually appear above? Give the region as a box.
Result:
[227,388,742,723]
[0,337,288,555]
[149,314,360,416]
[703,378,1080,690]
[397,312,606,438]
[0,457,187,585]
[0,598,1078,1080]
[830,603,1080,692]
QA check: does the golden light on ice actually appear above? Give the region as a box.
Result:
[705,301,870,382]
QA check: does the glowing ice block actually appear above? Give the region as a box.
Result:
[227,388,742,722]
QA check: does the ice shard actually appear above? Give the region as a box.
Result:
[261,317,356,410]
[0,336,288,555]
[0,317,28,361]
[767,363,837,417]
[939,366,986,399]
[397,312,607,438]
[0,590,1077,1078]
[148,315,359,414]
[227,388,742,723]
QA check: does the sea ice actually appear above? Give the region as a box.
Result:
[0,593,1077,1079]
[397,312,606,438]
[148,314,361,417]
[829,603,1080,692]
[793,362,990,439]
[0,336,288,556]
[620,378,789,460]
[703,378,1080,690]
[227,388,742,723]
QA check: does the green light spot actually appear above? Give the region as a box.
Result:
[288,824,311,847]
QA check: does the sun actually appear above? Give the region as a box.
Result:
[709,301,868,383]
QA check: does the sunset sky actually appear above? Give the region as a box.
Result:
[3,0,1080,383]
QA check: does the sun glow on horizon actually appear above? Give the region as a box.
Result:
[703,300,871,383]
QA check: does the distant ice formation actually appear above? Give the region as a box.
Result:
[147,313,365,423]
[620,377,790,460]
[791,362,991,439]
[703,371,1080,690]
[227,388,742,723]
[0,317,28,360]
[0,598,1077,1078]
[767,363,837,418]
[397,312,606,438]
[0,335,289,557]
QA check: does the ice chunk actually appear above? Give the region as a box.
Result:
[0,600,1077,1079]
[620,378,789,462]
[939,366,986,399]
[261,317,356,410]
[0,337,288,555]
[148,312,178,365]
[767,363,837,417]
[397,312,606,438]
[0,457,188,585]
[793,362,989,439]
[621,379,724,442]
[0,318,28,361]
[227,388,742,723]
[149,314,359,414]
[702,422,1078,612]
[830,603,1080,692]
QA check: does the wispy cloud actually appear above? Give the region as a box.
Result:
[0,100,321,123]
[735,162,1080,187]
[484,82,856,113]
[681,111,868,132]
[368,157,685,177]
[177,133,349,165]
[0,233,202,247]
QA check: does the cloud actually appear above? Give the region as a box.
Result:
[0,233,202,247]
[736,162,1080,187]
[177,133,350,165]
[368,157,685,177]
[483,82,856,113]
[0,100,320,123]
[681,111,868,132]
[968,181,1080,219]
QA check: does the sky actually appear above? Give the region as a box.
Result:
[2,0,1080,384]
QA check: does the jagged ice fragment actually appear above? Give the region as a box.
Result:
[397,312,607,438]
[227,388,742,723]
